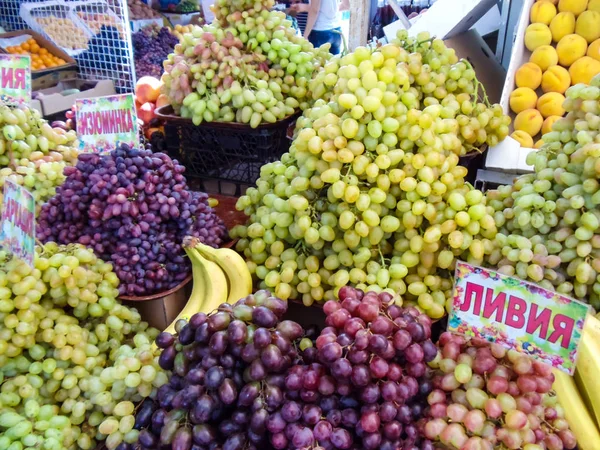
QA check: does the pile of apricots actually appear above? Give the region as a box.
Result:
[5,37,67,70]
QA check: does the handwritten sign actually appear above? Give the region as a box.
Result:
[449,261,590,375]
[75,94,139,154]
[0,181,35,267]
[0,54,31,105]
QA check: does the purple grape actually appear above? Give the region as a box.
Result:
[138,429,157,447]
[341,408,359,427]
[326,409,342,427]
[252,306,278,328]
[205,366,225,389]
[302,405,322,425]
[266,412,286,434]
[192,395,214,423]
[292,426,314,447]
[280,401,302,423]
[270,432,288,449]
[359,383,380,404]
[236,382,259,407]
[250,408,268,434]
[37,144,227,296]
[319,342,343,363]
[156,332,175,348]
[313,420,332,441]
[159,345,176,370]
[331,358,352,378]
[276,320,303,340]
[330,428,352,449]
[253,327,272,349]
[173,426,192,450]
[261,344,283,371]
[218,378,237,404]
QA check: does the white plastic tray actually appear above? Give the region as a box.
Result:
[19,0,92,56]
[69,0,126,39]
[485,0,537,173]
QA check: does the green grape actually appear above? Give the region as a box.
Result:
[0,244,164,450]
[231,33,510,318]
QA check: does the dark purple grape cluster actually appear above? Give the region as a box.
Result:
[133,25,179,79]
[267,287,438,450]
[136,291,304,449]
[37,144,227,296]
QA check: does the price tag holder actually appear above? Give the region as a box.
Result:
[0,54,31,105]
[75,93,139,154]
[449,261,590,375]
[0,181,35,268]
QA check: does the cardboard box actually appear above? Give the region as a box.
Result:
[445,29,506,104]
[31,79,116,116]
[162,12,201,26]
[384,0,497,41]
[0,30,78,90]
[381,0,505,103]
[485,0,537,173]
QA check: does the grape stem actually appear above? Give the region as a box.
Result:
[331,30,348,56]
[378,245,386,268]
[7,140,16,171]
[463,59,491,108]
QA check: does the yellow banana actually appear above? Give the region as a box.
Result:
[163,246,207,335]
[190,247,229,313]
[574,316,600,428]
[194,241,252,304]
[552,368,600,450]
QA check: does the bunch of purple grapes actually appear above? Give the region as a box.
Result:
[266,287,438,450]
[134,291,305,449]
[37,144,227,296]
[133,25,179,78]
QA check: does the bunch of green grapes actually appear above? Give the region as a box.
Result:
[231,32,511,319]
[214,0,275,23]
[0,244,165,450]
[485,77,600,310]
[0,102,79,210]
[161,3,331,126]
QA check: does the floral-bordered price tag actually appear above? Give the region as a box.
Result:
[449,261,590,375]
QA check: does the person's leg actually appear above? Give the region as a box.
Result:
[328,27,342,55]
[309,29,342,54]
[308,29,327,49]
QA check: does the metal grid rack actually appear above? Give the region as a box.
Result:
[0,0,136,94]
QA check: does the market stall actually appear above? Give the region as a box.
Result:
[2,0,600,449]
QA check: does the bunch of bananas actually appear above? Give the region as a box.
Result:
[553,315,600,450]
[163,237,253,334]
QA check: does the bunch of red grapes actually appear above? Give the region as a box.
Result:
[267,286,438,449]
[424,332,577,450]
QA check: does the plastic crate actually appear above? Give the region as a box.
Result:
[155,105,299,195]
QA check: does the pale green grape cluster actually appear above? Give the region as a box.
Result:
[0,245,164,450]
[486,76,600,310]
[0,102,79,210]
[162,0,331,126]
[231,32,511,318]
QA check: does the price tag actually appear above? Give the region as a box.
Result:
[449,261,590,375]
[75,93,139,154]
[0,181,35,268]
[0,54,31,105]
